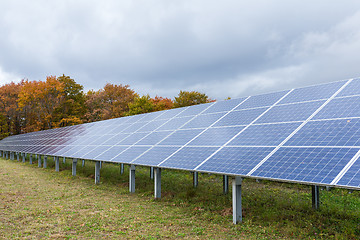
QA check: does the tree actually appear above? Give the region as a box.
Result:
[127,95,155,115]
[0,113,9,139]
[84,83,137,121]
[151,96,173,111]
[173,90,212,108]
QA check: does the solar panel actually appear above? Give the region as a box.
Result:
[1,77,360,191]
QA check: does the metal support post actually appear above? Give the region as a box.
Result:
[223,175,229,194]
[38,155,42,168]
[129,165,136,193]
[100,161,102,169]
[193,172,198,188]
[82,160,85,167]
[312,185,320,210]
[232,176,242,224]
[154,168,161,199]
[43,155,47,168]
[150,167,154,180]
[72,158,78,176]
[120,163,124,175]
[29,154,33,164]
[63,157,66,164]
[55,156,59,172]
[95,161,101,184]
[22,153,26,163]
[17,152,20,161]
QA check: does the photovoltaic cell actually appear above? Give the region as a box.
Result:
[336,78,360,97]
[202,97,247,114]
[175,102,214,117]
[255,101,324,124]
[94,146,129,161]
[236,91,288,110]
[188,126,245,146]
[135,131,173,145]
[279,81,346,104]
[285,119,360,146]
[131,146,181,166]
[228,122,301,146]
[197,147,275,175]
[213,107,268,127]
[158,129,204,146]
[117,132,149,145]
[252,147,359,184]
[156,116,193,131]
[112,146,152,163]
[81,146,112,159]
[180,112,224,129]
[313,96,360,120]
[337,155,360,188]
[159,147,219,170]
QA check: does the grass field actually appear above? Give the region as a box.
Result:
[1,157,360,239]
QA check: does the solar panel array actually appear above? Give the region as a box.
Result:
[1,78,360,190]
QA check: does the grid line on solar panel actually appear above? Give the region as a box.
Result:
[194,89,294,171]
[235,91,289,110]
[336,152,360,188]
[108,102,216,162]
[336,78,360,97]
[313,95,360,120]
[251,147,359,185]
[278,80,347,104]
[246,79,353,176]
[202,97,248,114]
[284,118,360,147]
[330,150,360,185]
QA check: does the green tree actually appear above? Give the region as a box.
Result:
[0,113,9,139]
[173,90,212,108]
[127,95,155,115]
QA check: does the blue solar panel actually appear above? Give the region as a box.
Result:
[112,146,152,163]
[131,146,181,166]
[135,131,173,145]
[180,112,224,129]
[337,156,360,188]
[94,146,128,161]
[136,119,168,132]
[71,146,98,158]
[81,146,112,159]
[313,96,360,120]
[256,101,325,124]
[279,81,346,104]
[202,97,247,114]
[334,78,360,97]
[236,91,288,110]
[197,147,275,175]
[117,132,148,145]
[214,107,268,127]
[188,126,245,146]
[122,122,149,133]
[176,102,214,117]
[158,129,203,146]
[101,133,130,145]
[285,119,360,146]
[228,122,301,146]
[159,147,218,170]
[252,147,358,184]
[156,107,187,120]
[156,116,193,131]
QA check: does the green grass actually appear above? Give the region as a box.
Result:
[1,157,360,239]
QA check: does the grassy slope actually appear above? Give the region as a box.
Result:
[0,158,359,239]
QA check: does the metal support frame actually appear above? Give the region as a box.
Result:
[55,156,59,172]
[95,161,101,184]
[150,167,154,180]
[232,176,242,224]
[38,155,42,168]
[63,157,66,164]
[22,153,26,163]
[72,158,78,176]
[312,185,320,210]
[29,154,33,164]
[82,160,85,167]
[223,175,229,194]
[16,152,20,161]
[193,172,198,188]
[43,155,47,168]
[154,168,161,199]
[100,161,102,169]
[120,163,124,175]
[129,165,136,193]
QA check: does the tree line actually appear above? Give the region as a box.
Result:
[0,75,213,139]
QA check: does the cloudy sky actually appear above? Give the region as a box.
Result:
[0,1,360,100]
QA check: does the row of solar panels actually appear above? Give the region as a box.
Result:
[1,78,360,190]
